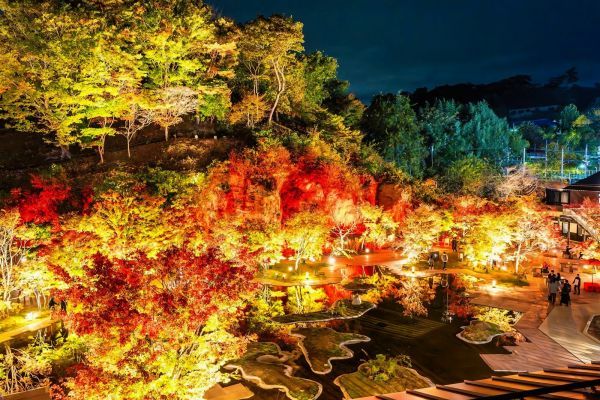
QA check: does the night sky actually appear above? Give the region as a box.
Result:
[208,0,600,101]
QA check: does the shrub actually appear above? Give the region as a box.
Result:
[363,354,412,383]
[475,307,515,332]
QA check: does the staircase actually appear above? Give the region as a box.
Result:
[564,208,599,242]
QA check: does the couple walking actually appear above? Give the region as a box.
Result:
[547,271,580,306]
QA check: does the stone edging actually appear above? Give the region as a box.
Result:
[224,342,323,400]
[456,325,505,345]
[583,314,600,344]
[275,302,376,325]
[291,331,370,375]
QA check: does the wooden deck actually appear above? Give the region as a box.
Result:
[353,362,600,400]
[473,283,581,372]
[0,316,57,344]
[539,293,600,363]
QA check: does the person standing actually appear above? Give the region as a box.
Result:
[441,252,448,270]
[559,281,571,306]
[572,274,581,295]
[451,238,458,252]
[60,299,67,313]
[427,255,434,270]
[548,277,558,305]
[547,270,555,287]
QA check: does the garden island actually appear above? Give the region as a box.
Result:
[0,1,599,399]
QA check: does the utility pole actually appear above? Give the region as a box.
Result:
[522,147,526,168]
[430,145,434,168]
[584,144,589,176]
[544,140,548,179]
[560,146,564,178]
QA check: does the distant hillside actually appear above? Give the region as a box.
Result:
[409,74,600,120]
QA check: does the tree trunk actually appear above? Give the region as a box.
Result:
[295,286,302,313]
[164,126,169,141]
[294,256,301,271]
[268,90,282,124]
[268,62,285,124]
[98,145,105,164]
[127,137,132,158]
[60,144,71,160]
[515,242,522,274]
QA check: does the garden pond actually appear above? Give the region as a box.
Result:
[231,273,516,400]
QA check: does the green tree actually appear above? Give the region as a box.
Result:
[140,2,235,140]
[0,1,100,157]
[461,101,516,164]
[444,156,499,196]
[283,211,329,271]
[361,93,426,177]
[238,15,304,124]
[322,80,364,129]
[420,99,465,172]
[302,51,338,109]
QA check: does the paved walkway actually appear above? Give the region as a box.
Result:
[0,316,56,344]
[539,290,600,363]
[473,279,581,372]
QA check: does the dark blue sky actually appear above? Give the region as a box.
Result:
[208,0,600,100]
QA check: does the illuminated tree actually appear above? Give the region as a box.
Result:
[286,286,327,314]
[284,211,329,271]
[0,211,24,309]
[141,2,236,140]
[358,203,398,250]
[463,210,516,267]
[0,1,98,156]
[510,199,556,273]
[76,34,144,163]
[400,205,452,261]
[239,15,304,123]
[496,167,538,199]
[76,191,175,260]
[229,94,269,128]
[118,92,154,158]
[52,248,256,400]
[331,199,360,255]
[152,87,198,142]
[397,278,428,318]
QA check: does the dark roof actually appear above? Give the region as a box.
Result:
[565,171,600,191]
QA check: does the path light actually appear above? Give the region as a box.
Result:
[305,272,310,280]
[492,279,497,288]
[309,257,315,262]
[365,248,370,254]
[288,266,293,272]
[327,255,335,265]
[411,266,416,274]
[25,312,37,321]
